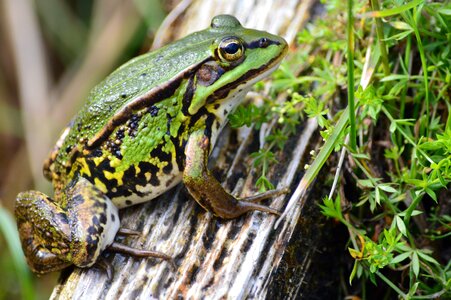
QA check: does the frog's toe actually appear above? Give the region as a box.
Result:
[108,241,174,268]
[94,257,114,281]
[117,228,141,236]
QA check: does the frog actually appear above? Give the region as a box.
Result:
[15,14,288,274]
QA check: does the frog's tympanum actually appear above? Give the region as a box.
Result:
[16,15,288,274]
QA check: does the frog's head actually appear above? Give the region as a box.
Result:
[77,15,287,153]
[187,15,288,117]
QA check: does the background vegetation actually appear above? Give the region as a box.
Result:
[0,0,449,299]
[230,0,450,298]
[0,0,166,298]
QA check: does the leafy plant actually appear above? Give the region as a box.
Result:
[230,0,451,298]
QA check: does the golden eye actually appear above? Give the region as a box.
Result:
[218,37,244,62]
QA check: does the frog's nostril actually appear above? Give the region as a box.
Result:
[259,38,269,48]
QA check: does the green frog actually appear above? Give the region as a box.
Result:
[15,15,288,274]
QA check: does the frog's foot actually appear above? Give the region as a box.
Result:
[108,242,175,269]
[15,177,120,274]
[239,187,289,204]
[183,131,288,219]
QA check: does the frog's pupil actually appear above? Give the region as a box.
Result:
[224,42,239,54]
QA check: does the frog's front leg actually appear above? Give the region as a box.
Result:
[183,130,284,219]
[15,177,120,274]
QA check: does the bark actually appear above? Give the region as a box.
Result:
[51,0,321,299]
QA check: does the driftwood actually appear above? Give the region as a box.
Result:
[51,0,323,298]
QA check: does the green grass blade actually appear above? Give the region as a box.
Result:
[347,0,357,151]
[303,106,350,187]
[371,0,390,75]
[0,204,34,300]
[364,0,424,18]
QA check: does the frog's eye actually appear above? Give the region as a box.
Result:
[218,37,244,62]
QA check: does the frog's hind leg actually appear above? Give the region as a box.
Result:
[15,177,121,274]
[15,191,72,274]
[183,130,286,219]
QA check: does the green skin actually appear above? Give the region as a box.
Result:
[15,15,288,274]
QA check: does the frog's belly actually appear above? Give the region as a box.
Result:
[110,172,183,209]
[89,157,183,209]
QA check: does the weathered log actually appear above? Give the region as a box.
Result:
[50,0,323,298]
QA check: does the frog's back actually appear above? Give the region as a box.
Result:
[63,35,214,158]
[45,26,228,206]
[48,32,213,169]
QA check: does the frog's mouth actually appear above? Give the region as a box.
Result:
[246,60,283,86]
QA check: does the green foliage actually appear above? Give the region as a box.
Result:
[230,0,451,298]
[250,149,277,191]
[228,104,271,129]
[0,205,34,300]
[1,1,167,298]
